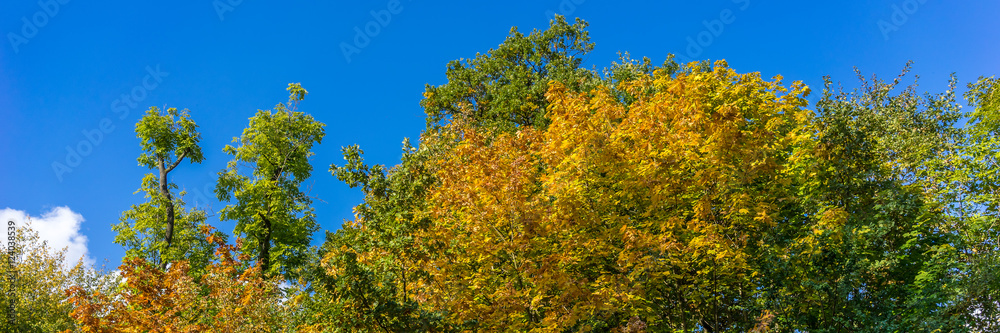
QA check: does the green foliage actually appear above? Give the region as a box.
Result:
[0,221,118,333]
[216,83,326,279]
[420,15,599,132]
[135,106,205,169]
[114,175,219,277]
[313,135,451,332]
[114,106,217,273]
[752,64,969,332]
[956,76,1000,331]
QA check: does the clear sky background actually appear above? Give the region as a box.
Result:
[1,0,998,268]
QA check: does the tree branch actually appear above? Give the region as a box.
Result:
[165,150,188,174]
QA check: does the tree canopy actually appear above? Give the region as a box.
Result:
[40,16,1000,333]
[216,83,326,279]
[114,106,217,273]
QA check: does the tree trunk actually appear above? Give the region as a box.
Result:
[259,213,272,274]
[158,157,175,270]
[257,168,282,275]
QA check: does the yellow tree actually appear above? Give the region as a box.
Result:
[412,61,814,331]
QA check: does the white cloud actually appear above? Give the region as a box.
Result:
[1,206,95,269]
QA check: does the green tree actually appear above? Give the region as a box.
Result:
[216,83,325,279]
[956,76,1000,331]
[0,219,117,333]
[113,106,216,272]
[758,64,967,331]
[421,15,599,132]
[315,136,451,332]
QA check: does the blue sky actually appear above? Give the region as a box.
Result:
[2,0,998,268]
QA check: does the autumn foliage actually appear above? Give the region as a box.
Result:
[32,16,998,333]
[324,61,816,331]
[65,227,291,332]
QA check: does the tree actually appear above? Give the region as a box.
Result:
[316,136,452,332]
[757,64,967,331]
[66,226,297,332]
[216,83,325,278]
[421,15,599,132]
[113,106,216,272]
[0,219,116,333]
[319,53,991,331]
[314,17,608,331]
[956,76,1000,331]
[407,61,813,331]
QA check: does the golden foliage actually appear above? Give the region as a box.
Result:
[407,61,814,330]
